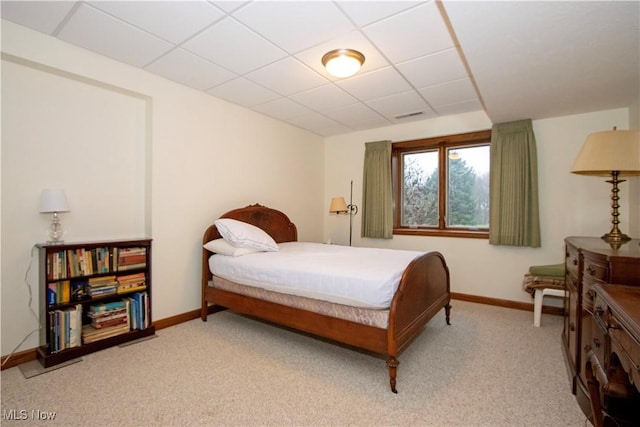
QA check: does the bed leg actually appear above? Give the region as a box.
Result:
[445,303,452,325]
[386,356,399,393]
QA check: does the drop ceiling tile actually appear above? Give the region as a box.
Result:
[145,48,236,91]
[390,109,438,124]
[336,67,411,101]
[245,57,328,96]
[433,99,484,116]
[295,30,389,81]
[252,97,313,121]
[397,48,468,89]
[350,117,394,131]
[336,1,424,27]
[319,124,356,136]
[287,113,351,136]
[0,1,77,34]
[290,84,359,111]
[363,1,454,63]
[182,17,287,75]
[418,78,477,107]
[88,0,223,44]
[210,1,250,14]
[207,77,280,107]
[365,91,434,119]
[233,1,354,54]
[57,4,173,68]
[323,102,385,126]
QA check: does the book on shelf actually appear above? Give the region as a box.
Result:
[46,246,114,281]
[88,307,128,329]
[114,247,147,271]
[92,315,128,329]
[81,323,130,344]
[123,291,150,330]
[87,275,118,297]
[89,300,126,312]
[116,272,146,293]
[47,280,71,305]
[48,304,82,353]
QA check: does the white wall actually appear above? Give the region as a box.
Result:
[1,21,324,356]
[324,108,634,304]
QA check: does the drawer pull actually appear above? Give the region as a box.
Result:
[609,319,620,330]
[570,322,576,331]
[593,338,601,348]
[594,305,604,316]
[587,289,595,300]
[586,265,596,275]
[572,258,578,266]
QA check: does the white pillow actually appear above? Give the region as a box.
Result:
[203,238,261,257]
[214,218,279,252]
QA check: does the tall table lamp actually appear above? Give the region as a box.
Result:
[39,188,70,243]
[329,180,358,246]
[571,128,640,246]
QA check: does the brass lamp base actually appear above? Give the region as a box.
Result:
[601,230,631,249]
[601,171,632,249]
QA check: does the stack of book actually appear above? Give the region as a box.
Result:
[116,272,146,294]
[82,301,130,344]
[87,275,118,297]
[48,304,82,353]
[115,247,147,271]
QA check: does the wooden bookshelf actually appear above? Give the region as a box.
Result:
[36,238,155,368]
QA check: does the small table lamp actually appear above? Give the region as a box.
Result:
[39,188,70,243]
[571,128,640,246]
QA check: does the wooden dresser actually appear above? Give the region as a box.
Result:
[589,284,640,426]
[563,237,640,420]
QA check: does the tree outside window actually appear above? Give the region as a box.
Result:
[392,130,491,238]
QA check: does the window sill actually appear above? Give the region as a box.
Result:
[393,228,489,239]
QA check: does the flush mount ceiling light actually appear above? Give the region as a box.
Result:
[322,49,365,78]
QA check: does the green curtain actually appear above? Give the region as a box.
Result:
[489,119,541,247]
[362,140,393,239]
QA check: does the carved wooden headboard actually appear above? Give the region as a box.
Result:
[202,204,298,245]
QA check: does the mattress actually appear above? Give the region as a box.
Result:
[208,241,425,309]
[211,276,390,329]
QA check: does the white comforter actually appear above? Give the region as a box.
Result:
[208,242,425,309]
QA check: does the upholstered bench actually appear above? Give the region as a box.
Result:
[522,263,566,327]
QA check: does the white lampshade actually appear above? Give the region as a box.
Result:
[329,197,348,213]
[39,188,70,213]
[571,129,640,176]
[322,49,365,78]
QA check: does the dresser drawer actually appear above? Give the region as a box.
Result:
[582,259,608,313]
[583,258,608,282]
[609,319,640,389]
[566,244,580,280]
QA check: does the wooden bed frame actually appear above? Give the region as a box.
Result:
[201,204,451,393]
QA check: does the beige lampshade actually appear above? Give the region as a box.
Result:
[571,129,640,176]
[329,197,348,213]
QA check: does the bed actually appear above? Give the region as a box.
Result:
[201,204,451,393]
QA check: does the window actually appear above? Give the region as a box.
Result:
[392,130,491,238]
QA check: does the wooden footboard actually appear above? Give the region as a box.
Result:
[200,205,451,393]
[386,251,451,392]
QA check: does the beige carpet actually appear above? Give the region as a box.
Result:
[1,300,589,426]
